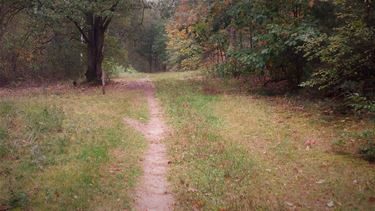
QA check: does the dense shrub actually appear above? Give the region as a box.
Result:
[167,0,375,113]
[359,140,375,162]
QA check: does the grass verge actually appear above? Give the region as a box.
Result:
[0,86,146,210]
[153,72,375,210]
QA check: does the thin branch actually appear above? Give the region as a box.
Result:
[66,16,90,43]
[40,35,55,45]
[138,0,146,26]
[102,0,121,30]
[103,17,112,29]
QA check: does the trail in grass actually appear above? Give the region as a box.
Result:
[124,79,174,210]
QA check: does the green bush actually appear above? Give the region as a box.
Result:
[125,65,138,74]
[301,14,375,113]
[103,58,127,78]
[359,140,375,162]
[347,94,375,114]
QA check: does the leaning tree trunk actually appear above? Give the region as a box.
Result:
[85,15,106,82]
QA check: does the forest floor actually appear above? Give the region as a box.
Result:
[0,71,374,210]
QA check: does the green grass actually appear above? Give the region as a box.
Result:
[156,79,260,210]
[1,71,374,210]
[120,70,199,82]
[0,87,147,210]
[152,71,375,210]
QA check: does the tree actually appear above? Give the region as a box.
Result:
[301,0,375,111]
[165,0,204,71]
[165,0,375,112]
[35,0,144,82]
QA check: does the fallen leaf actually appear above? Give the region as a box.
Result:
[327,201,334,208]
[304,139,317,147]
[285,201,294,207]
[188,187,198,192]
[316,179,326,184]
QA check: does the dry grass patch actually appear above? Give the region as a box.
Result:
[153,72,375,210]
[0,85,146,210]
[215,94,375,210]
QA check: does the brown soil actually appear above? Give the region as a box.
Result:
[124,79,175,211]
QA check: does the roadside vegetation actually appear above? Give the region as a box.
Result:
[154,71,375,210]
[166,0,375,114]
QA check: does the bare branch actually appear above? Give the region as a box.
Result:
[66,16,90,43]
[103,17,112,29]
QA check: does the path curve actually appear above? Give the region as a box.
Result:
[124,79,174,211]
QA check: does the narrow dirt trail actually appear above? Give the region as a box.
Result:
[124,79,174,211]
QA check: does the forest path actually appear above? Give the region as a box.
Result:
[124,79,174,211]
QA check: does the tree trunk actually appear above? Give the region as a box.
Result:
[67,1,117,83]
[85,15,106,82]
[148,55,153,72]
[228,26,236,50]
